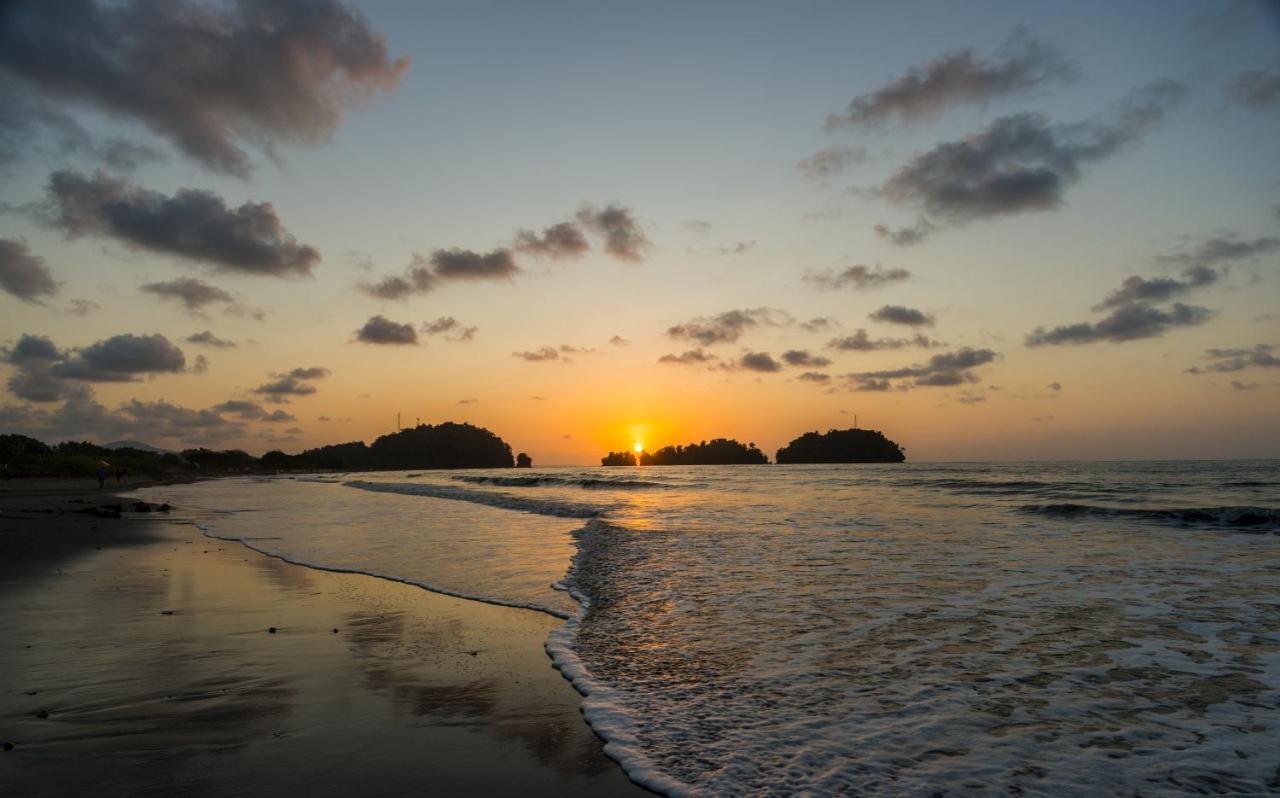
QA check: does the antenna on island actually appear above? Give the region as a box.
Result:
[396,412,400,432]
[854,414,858,429]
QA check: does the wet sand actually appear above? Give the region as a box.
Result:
[0,486,647,796]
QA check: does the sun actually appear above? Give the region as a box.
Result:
[633,441,644,453]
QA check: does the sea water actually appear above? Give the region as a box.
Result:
[136,461,1280,796]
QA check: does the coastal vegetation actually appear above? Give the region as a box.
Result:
[604,438,768,466]
[774,428,905,463]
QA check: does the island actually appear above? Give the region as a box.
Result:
[774,428,905,464]
[603,438,768,466]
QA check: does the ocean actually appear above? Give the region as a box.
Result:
[135,461,1280,796]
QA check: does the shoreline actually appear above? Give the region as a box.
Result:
[0,486,650,796]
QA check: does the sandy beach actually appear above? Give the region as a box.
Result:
[0,481,647,797]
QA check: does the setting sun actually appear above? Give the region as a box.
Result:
[633,441,644,453]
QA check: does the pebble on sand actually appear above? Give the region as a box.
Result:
[268,627,277,634]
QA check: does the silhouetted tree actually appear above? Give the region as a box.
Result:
[632,439,768,465]
[774,428,905,463]
[601,450,637,466]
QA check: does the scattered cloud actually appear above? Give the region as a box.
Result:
[681,220,712,235]
[1225,66,1280,111]
[458,398,478,405]
[0,0,407,177]
[213,400,268,420]
[804,264,911,290]
[1026,302,1213,346]
[1231,380,1261,391]
[738,351,783,372]
[870,304,935,327]
[826,30,1076,129]
[0,83,165,171]
[1186,343,1278,374]
[430,248,519,281]
[421,316,477,342]
[513,222,590,259]
[873,217,936,246]
[797,371,831,383]
[828,329,940,351]
[359,255,437,299]
[140,276,233,312]
[609,335,630,346]
[41,170,319,276]
[253,366,328,397]
[667,307,791,346]
[880,80,1186,223]
[720,240,757,255]
[1094,265,1220,310]
[800,317,836,332]
[50,333,186,382]
[846,347,999,390]
[513,346,560,362]
[66,298,99,317]
[576,204,650,262]
[781,349,832,368]
[658,349,718,366]
[1155,234,1280,268]
[797,146,869,180]
[0,237,58,302]
[354,314,418,345]
[186,330,236,348]
[1048,381,1062,391]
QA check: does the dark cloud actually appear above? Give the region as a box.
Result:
[797,146,869,180]
[0,82,165,171]
[828,329,939,351]
[1048,381,1062,391]
[1026,302,1213,346]
[186,330,236,348]
[430,248,519,281]
[67,298,99,317]
[213,400,266,419]
[140,276,234,312]
[513,346,560,362]
[870,304,935,327]
[658,349,718,366]
[3,334,62,365]
[873,218,936,246]
[576,205,649,262]
[667,307,791,346]
[354,315,418,345]
[846,347,998,391]
[827,31,1076,129]
[261,409,296,423]
[800,317,836,332]
[421,316,477,342]
[609,335,630,346]
[50,333,186,382]
[3,334,75,402]
[880,81,1186,223]
[804,264,911,290]
[252,366,327,398]
[1155,234,1280,268]
[1225,66,1280,110]
[781,349,833,368]
[738,352,783,373]
[359,255,437,299]
[192,354,208,374]
[1093,265,1219,310]
[0,237,59,302]
[512,222,590,259]
[288,367,330,380]
[797,371,831,383]
[0,0,407,177]
[1186,343,1278,374]
[42,170,319,276]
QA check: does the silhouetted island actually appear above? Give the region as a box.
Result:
[604,439,768,466]
[774,428,905,464]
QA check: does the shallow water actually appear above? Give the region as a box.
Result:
[138,461,1280,796]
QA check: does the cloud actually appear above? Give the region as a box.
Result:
[609,335,630,346]
[67,298,99,317]
[781,349,833,368]
[870,304,935,327]
[1231,380,1261,391]
[513,222,590,259]
[421,316,477,342]
[0,0,407,177]
[0,83,165,171]
[719,240,757,255]
[797,371,831,383]
[261,409,296,423]
[880,81,1186,223]
[658,349,718,365]
[1225,66,1280,111]
[828,329,940,351]
[1093,265,1219,310]
[873,218,936,246]
[253,366,328,397]
[826,31,1075,129]
[288,367,330,380]
[513,346,560,362]
[681,220,713,235]
[738,352,783,372]
[354,314,418,345]
[42,170,319,276]
[0,389,250,445]
[140,276,234,312]
[0,237,59,302]
[797,146,869,180]
[3,334,62,365]
[1186,343,1278,374]
[430,248,519,281]
[846,347,998,390]
[213,399,267,419]
[359,255,437,299]
[576,204,650,262]
[667,307,791,346]
[1026,302,1213,346]
[1155,234,1280,268]
[186,330,236,348]
[1048,381,1062,391]
[192,354,208,374]
[804,264,911,290]
[50,333,186,382]
[800,317,836,332]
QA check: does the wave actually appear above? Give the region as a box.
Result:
[1021,503,1280,531]
[451,474,679,490]
[344,479,606,518]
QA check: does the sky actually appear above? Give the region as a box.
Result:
[1,0,1278,463]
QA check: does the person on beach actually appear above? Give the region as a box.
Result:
[97,464,106,488]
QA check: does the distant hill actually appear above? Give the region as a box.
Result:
[105,440,170,454]
[775,428,905,464]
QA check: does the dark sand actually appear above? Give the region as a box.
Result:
[0,482,648,796]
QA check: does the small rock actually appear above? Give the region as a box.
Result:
[268,627,277,634]
[3,742,13,751]
[160,610,175,616]
[23,690,37,696]
[158,503,171,512]
[332,628,339,634]
[34,710,48,719]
